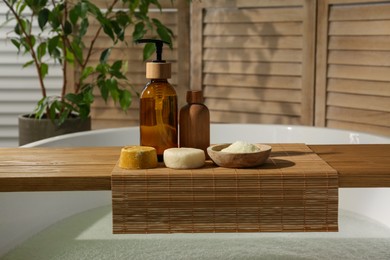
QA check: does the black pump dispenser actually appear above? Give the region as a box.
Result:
[135,39,171,79]
[135,39,170,62]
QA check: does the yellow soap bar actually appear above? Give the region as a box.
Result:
[119,146,158,169]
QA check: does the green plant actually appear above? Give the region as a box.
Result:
[2,0,174,125]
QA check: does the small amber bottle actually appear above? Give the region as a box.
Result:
[137,39,178,161]
[179,90,210,156]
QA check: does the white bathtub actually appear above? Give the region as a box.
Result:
[1,124,390,259]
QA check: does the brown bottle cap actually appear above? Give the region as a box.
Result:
[186,90,204,103]
[146,62,171,79]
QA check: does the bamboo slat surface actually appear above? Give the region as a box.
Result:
[0,145,389,192]
[112,144,338,234]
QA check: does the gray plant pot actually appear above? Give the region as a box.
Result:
[18,114,91,146]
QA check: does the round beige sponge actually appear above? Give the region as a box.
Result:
[163,147,205,169]
[119,146,158,169]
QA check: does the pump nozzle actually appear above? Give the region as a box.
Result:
[136,39,170,62]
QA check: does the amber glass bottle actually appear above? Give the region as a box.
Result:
[179,90,210,156]
[140,78,178,161]
[136,39,178,161]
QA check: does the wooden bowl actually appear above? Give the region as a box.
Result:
[207,143,272,168]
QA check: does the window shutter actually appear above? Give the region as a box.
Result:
[191,0,316,125]
[316,0,390,136]
[0,3,62,147]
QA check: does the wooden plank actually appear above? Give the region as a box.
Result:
[327,92,390,112]
[300,0,316,125]
[203,49,302,62]
[194,0,238,8]
[203,61,302,76]
[314,0,330,127]
[204,36,302,49]
[92,120,138,129]
[203,74,302,89]
[190,0,203,90]
[327,107,390,127]
[205,98,301,116]
[236,0,304,8]
[209,111,301,124]
[329,2,390,21]
[204,86,301,103]
[176,0,191,106]
[326,120,390,137]
[91,95,142,109]
[93,0,177,9]
[327,78,390,97]
[327,0,390,4]
[328,64,390,81]
[1,145,390,192]
[0,147,120,191]
[328,50,390,66]
[91,95,141,108]
[329,21,390,36]
[90,108,139,120]
[204,7,303,23]
[310,144,390,187]
[203,22,302,36]
[329,36,390,51]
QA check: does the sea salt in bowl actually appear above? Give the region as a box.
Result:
[207,143,272,168]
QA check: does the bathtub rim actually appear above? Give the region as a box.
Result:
[21,123,390,147]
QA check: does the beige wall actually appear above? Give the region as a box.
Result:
[85,0,390,137]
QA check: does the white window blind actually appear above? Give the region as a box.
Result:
[0,2,62,147]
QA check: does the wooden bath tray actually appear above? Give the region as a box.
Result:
[111,144,338,234]
[0,144,389,192]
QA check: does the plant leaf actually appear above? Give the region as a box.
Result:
[40,63,48,78]
[49,100,58,121]
[81,66,94,81]
[152,18,173,47]
[119,89,132,111]
[34,96,49,119]
[107,78,119,102]
[143,43,155,61]
[37,42,47,61]
[65,93,82,104]
[69,4,80,25]
[70,41,83,62]
[82,88,94,104]
[38,8,49,30]
[48,36,59,55]
[58,107,70,126]
[111,60,122,72]
[78,18,89,38]
[100,48,111,64]
[132,22,146,41]
[23,60,34,68]
[98,78,109,102]
[64,20,72,35]
[10,39,21,51]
